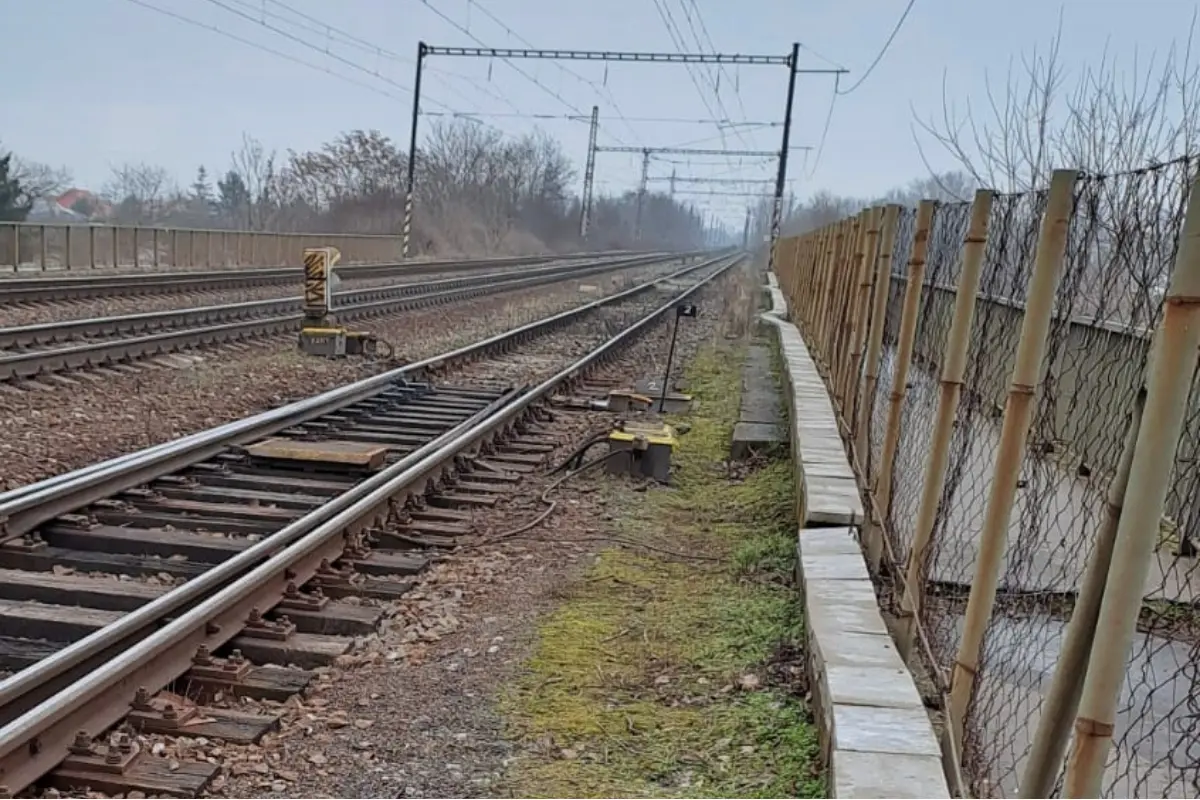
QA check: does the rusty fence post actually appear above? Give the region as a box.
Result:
[806,227,827,332]
[1062,172,1200,797]
[898,189,995,661]
[794,230,809,321]
[858,204,902,573]
[792,230,813,324]
[827,218,855,365]
[947,169,1079,737]
[846,207,884,430]
[816,221,845,363]
[831,215,865,406]
[874,200,936,532]
[855,204,901,466]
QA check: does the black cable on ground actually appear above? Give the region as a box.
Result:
[473,449,720,562]
[549,431,613,474]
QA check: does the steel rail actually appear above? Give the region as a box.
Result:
[0,252,669,350]
[0,252,678,381]
[0,252,739,794]
[0,253,726,541]
[0,250,646,303]
[0,387,522,725]
[0,251,697,508]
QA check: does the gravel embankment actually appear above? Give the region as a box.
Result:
[1,264,677,490]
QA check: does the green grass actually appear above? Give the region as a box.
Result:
[497,344,825,798]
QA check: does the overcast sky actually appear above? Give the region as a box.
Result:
[3,0,1198,228]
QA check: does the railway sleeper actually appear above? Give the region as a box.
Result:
[47,692,280,797]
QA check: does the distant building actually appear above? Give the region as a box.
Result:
[25,197,87,222]
[58,189,111,219]
[23,188,113,222]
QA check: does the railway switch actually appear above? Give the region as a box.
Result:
[297,246,382,358]
[605,421,679,483]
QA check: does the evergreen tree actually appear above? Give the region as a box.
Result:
[0,154,32,222]
[191,165,212,202]
[217,169,250,224]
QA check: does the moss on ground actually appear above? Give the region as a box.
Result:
[498,345,825,798]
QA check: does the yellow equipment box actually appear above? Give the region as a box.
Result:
[606,422,679,483]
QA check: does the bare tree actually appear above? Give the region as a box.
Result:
[0,141,73,207]
[10,158,72,203]
[228,133,277,230]
[104,162,174,223]
[914,17,1200,191]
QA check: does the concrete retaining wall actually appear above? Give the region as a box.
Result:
[761,272,950,799]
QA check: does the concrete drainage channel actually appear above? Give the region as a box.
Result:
[0,253,741,797]
[0,253,693,384]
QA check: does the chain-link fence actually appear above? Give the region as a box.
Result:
[883,202,971,585]
[772,157,1200,799]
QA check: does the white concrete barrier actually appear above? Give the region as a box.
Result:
[760,274,950,799]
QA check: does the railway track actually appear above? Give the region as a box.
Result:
[0,252,740,796]
[0,251,643,305]
[0,252,685,383]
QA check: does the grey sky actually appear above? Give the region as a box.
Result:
[3,0,1197,228]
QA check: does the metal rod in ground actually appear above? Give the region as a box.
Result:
[658,311,683,412]
[1019,381,1148,797]
[1063,173,1200,797]
[947,169,1079,739]
[875,199,936,531]
[898,189,994,662]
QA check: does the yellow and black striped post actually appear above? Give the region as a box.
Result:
[302,246,341,326]
[401,192,414,259]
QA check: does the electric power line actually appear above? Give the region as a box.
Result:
[806,74,841,179]
[679,0,755,144]
[205,0,539,127]
[225,0,412,63]
[199,0,435,103]
[649,0,746,178]
[416,0,634,145]
[798,42,847,71]
[124,0,416,104]
[838,0,916,95]
[210,0,525,117]
[652,0,748,153]
[464,0,645,145]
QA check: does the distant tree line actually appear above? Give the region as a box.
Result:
[0,123,710,256]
